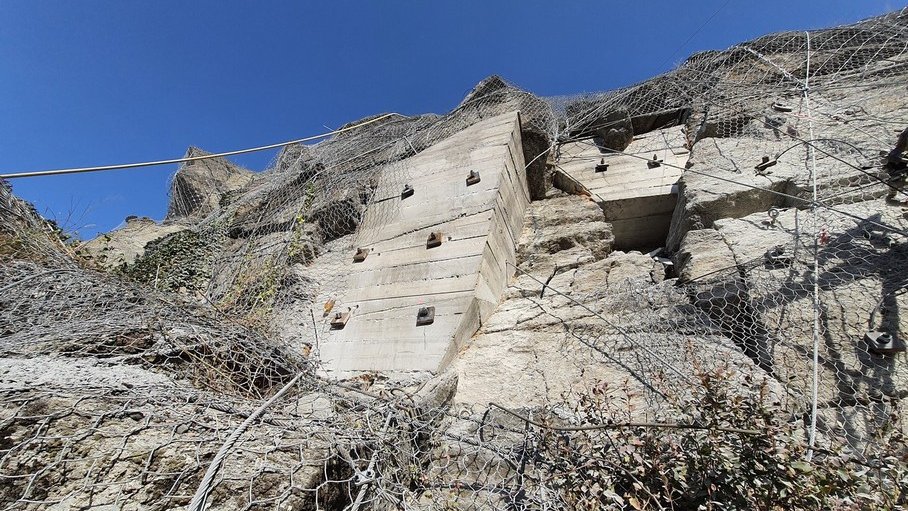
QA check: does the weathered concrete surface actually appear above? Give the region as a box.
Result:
[81,216,186,267]
[455,76,556,200]
[313,112,531,375]
[556,127,688,250]
[665,135,805,251]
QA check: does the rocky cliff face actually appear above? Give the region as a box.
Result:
[166,147,255,222]
[2,9,908,510]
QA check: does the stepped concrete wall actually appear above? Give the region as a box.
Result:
[556,127,688,249]
[318,111,530,375]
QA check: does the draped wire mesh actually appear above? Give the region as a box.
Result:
[2,8,908,510]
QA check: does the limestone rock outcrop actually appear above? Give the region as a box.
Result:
[81,215,186,267]
[166,146,254,221]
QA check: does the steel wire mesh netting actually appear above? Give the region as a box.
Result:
[1,9,908,510]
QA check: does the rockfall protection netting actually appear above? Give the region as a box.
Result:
[155,76,555,339]
[2,7,908,510]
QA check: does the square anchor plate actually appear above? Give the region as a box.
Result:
[426,232,443,249]
[353,248,370,263]
[330,311,350,330]
[416,306,435,326]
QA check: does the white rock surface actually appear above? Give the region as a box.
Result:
[81,216,186,267]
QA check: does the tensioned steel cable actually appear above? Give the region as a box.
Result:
[0,113,404,179]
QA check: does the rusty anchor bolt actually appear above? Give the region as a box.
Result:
[595,158,609,173]
[330,311,350,330]
[647,154,663,169]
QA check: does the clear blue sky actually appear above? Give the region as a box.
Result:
[1,1,899,239]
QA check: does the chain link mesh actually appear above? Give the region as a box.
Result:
[3,8,908,510]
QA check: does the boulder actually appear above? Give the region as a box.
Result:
[674,228,737,282]
[666,137,805,250]
[593,109,634,152]
[166,147,254,221]
[517,192,614,269]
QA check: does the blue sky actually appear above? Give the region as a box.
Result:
[1,1,899,239]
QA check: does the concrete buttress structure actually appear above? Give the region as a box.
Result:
[317,111,530,375]
[555,127,688,250]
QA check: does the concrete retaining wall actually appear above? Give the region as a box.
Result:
[318,111,530,375]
